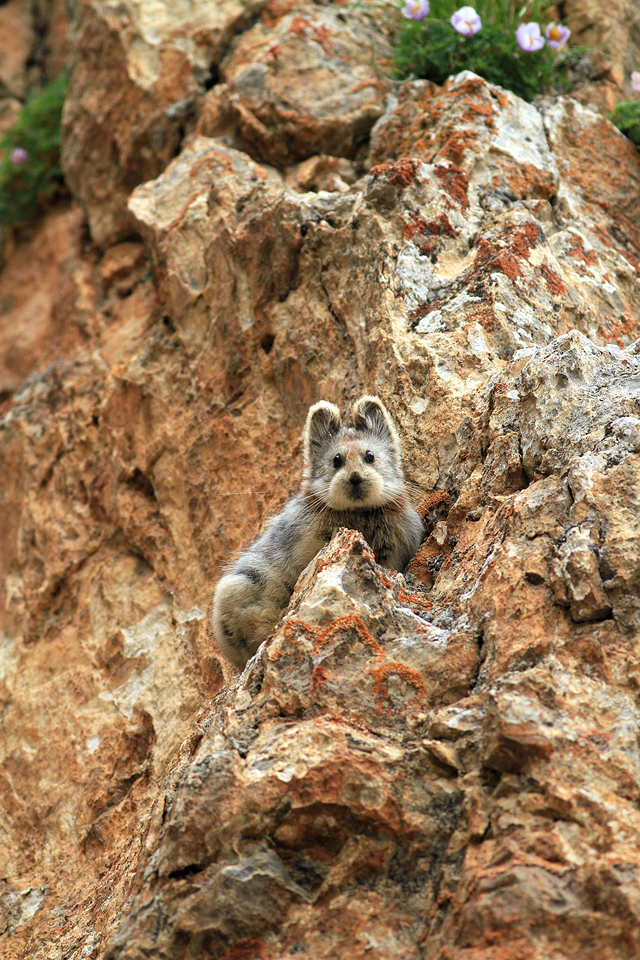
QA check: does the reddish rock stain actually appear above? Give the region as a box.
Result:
[370,158,419,189]
[288,15,334,55]
[567,233,599,266]
[434,164,469,209]
[371,661,426,716]
[403,213,457,244]
[540,263,567,297]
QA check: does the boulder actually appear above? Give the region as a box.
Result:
[197,2,393,166]
[61,0,268,245]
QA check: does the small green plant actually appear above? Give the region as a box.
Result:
[0,73,69,228]
[393,1,574,102]
[608,100,640,147]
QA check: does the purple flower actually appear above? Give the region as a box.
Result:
[545,22,570,49]
[451,6,482,37]
[10,147,28,166]
[402,0,430,21]
[515,22,545,52]
[632,71,640,94]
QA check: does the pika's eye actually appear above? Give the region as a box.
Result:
[364,450,375,464]
[333,454,343,469]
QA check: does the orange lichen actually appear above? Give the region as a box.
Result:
[566,233,599,267]
[599,311,639,348]
[403,214,458,255]
[262,0,299,27]
[349,79,387,95]
[433,164,469,210]
[455,96,496,130]
[539,263,567,297]
[257,41,281,63]
[599,201,640,253]
[504,221,542,258]
[396,584,433,612]
[472,238,523,282]
[281,616,320,647]
[312,614,386,662]
[370,158,419,189]
[288,16,334,56]
[310,662,328,693]
[410,541,445,567]
[418,490,451,519]
[409,301,443,325]
[190,149,235,178]
[474,304,497,332]
[371,661,427,715]
[166,189,208,234]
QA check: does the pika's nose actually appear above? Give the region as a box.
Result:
[349,472,363,486]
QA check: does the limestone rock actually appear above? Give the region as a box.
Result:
[106,530,478,959]
[371,73,559,201]
[0,0,35,99]
[61,0,268,245]
[197,3,393,166]
[0,206,86,397]
[2,22,640,960]
[563,0,640,101]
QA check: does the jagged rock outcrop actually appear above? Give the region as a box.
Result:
[61,0,393,246]
[2,3,640,958]
[564,0,640,105]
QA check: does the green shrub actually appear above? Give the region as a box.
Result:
[608,100,640,147]
[0,73,69,228]
[393,1,574,102]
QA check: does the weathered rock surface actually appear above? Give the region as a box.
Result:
[564,0,640,105]
[61,0,269,245]
[61,0,393,246]
[0,206,85,397]
[0,0,35,100]
[2,4,640,957]
[197,2,393,167]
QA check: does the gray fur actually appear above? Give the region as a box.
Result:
[211,396,423,669]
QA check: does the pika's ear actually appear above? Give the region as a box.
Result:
[351,395,400,449]
[303,401,342,469]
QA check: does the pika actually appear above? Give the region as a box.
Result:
[211,395,423,669]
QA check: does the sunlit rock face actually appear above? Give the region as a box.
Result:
[2,4,640,956]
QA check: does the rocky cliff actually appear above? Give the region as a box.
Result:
[1,2,640,959]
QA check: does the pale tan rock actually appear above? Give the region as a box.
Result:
[61,0,269,245]
[0,97,21,137]
[563,0,640,99]
[39,0,73,81]
[0,205,85,397]
[284,154,359,194]
[0,0,34,99]
[99,240,146,293]
[539,96,640,226]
